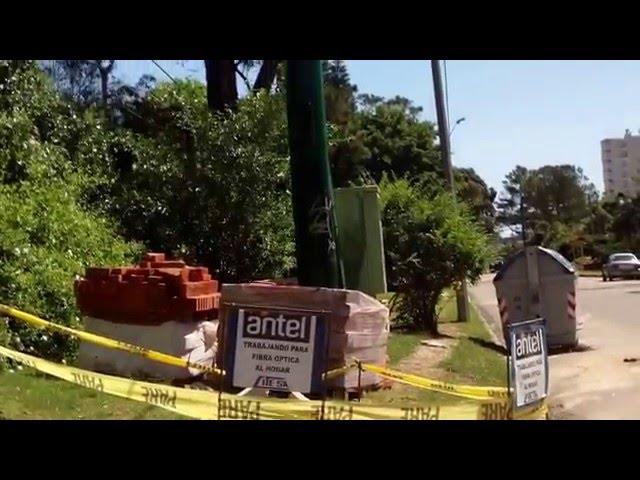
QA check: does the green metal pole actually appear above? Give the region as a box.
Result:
[286,60,342,288]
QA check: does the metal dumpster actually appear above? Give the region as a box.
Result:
[493,246,580,348]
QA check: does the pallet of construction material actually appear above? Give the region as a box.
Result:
[217,283,389,392]
[78,317,218,380]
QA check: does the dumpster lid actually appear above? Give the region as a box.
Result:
[493,246,575,282]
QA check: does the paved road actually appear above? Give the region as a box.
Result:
[470,274,640,419]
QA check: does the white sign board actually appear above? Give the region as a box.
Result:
[224,306,326,394]
[509,318,549,409]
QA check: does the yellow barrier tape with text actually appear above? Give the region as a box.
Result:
[0,304,354,382]
[0,304,224,376]
[360,362,509,401]
[0,345,546,420]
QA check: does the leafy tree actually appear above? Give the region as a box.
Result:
[356,93,423,119]
[528,165,597,225]
[584,203,613,236]
[330,83,496,231]
[320,60,371,188]
[383,95,423,120]
[380,177,494,333]
[610,196,640,249]
[323,60,353,88]
[0,61,140,360]
[42,60,117,107]
[357,93,385,112]
[104,80,295,282]
[353,101,441,184]
[495,165,533,240]
[323,60,358,126]
[496,165,597,246]
[454,167,497,233]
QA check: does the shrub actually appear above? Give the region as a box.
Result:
[105,81,295,282]
[0,61,141,361]
[380,177,494,333]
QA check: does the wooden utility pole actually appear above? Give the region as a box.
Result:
[431,59,470,322]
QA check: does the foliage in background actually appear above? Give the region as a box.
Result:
[323,79,497,232]
[354,99,441,184]
[0,58,539,362]
[496,164,598,251]
[454,168,497,234]
[104,81,295,282]
[0,61,140,360]
[380,177,494,333]
[608,196,640,251]
[494,162,640,264]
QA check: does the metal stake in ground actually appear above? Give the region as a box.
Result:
[430,59,469,322]
[286,60,344,288]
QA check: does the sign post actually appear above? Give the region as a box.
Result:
[223,303,328,396]
[507,318,549,414]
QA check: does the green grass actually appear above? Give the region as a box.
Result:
[384,290,455,366]
[438,290,457,323]
[440,304,507,387]
[386,331,427,365]
[0,369,187,420]
[577,270,601,277]
[366,291,507,407]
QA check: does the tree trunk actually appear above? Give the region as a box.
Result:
[96,60,115,108]
[204,60,238,112]
[99,69,109,107]
[253,60,280,92]
[425,296,439,335]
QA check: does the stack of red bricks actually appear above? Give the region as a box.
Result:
[74,253,220,325]
[75,253,221,380]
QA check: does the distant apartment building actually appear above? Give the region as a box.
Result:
[602,130,640,199]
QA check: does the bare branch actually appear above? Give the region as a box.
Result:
[234,65,252,91]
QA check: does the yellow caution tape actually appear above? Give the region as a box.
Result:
[323,362,357,380]
[0,304,356,382]
[0,304,224,377]
[360,362,509,401]
[0,344,223,420]
[0,345,546,420]
[1,303,514,403]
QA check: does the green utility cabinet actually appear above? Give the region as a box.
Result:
[334,185,387,297]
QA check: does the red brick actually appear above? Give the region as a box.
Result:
[144,253,166,263]
[74,252,220,325]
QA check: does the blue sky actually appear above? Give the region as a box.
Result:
[116,60,640,195]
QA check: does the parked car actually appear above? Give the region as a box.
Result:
[602,253,640,281]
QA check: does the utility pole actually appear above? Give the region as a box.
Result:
[285,60,343,288]
[431,60,470,322]
[520,188,527,247]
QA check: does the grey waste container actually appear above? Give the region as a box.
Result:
[493,246,580,348]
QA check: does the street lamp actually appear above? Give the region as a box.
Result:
[449,117,466,138]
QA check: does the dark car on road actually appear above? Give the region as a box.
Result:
[602,253,640,281]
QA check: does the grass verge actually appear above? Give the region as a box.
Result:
[384,290,455,366]
[577,270,601,277]
[387,331,428,365]
[366,291,506,407]
[440,304,507,387]
[0,369,186,420]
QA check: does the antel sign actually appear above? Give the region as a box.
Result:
[224,306,327,394]
[508,318,549,409]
